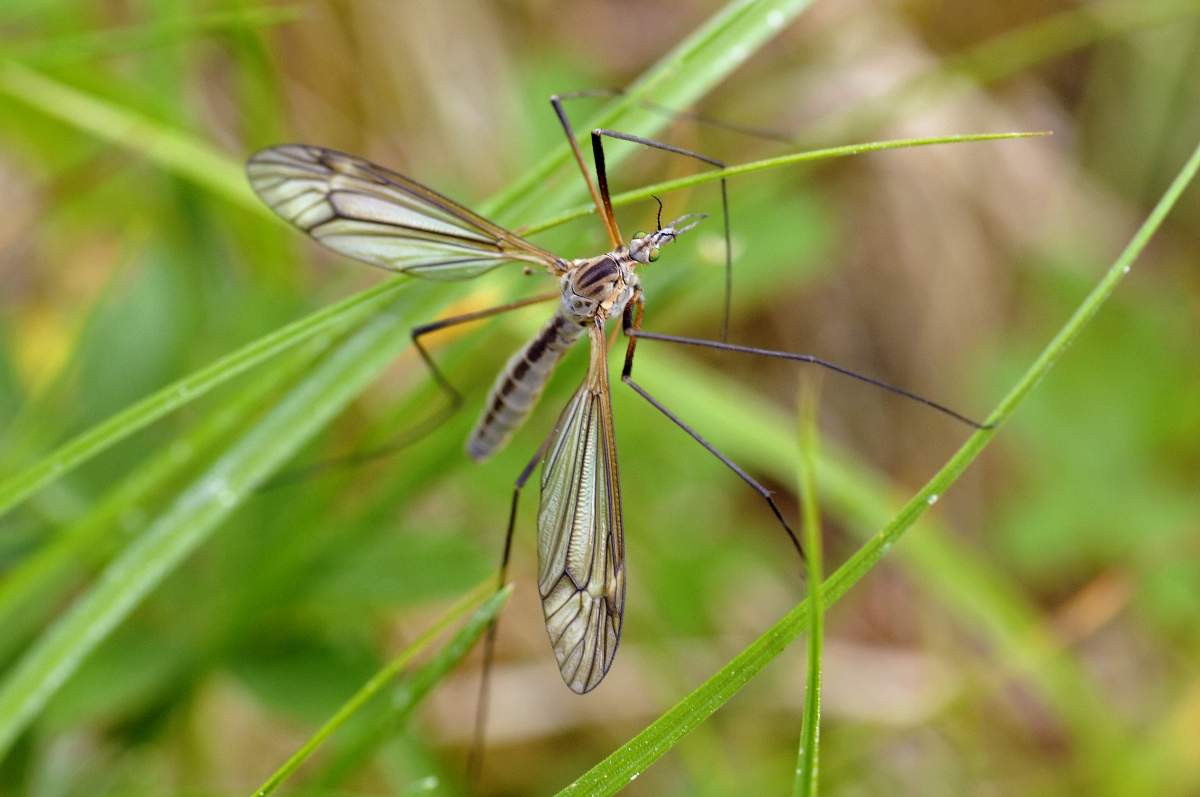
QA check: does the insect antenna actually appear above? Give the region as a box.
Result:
[651,194,665,231]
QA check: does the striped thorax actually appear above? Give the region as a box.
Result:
[466,215,704,463]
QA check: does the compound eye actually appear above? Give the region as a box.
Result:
[632,230,647,241]
[648,248,660,263]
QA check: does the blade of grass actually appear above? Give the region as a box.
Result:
[0,289,423,760]
[636,351,1127,778]
[303,583,512,794]
[252,583,511,797]
[0,334,333,662]
[0,131,1041,520]
[793,390,823,797]
[0,61,263,214]
[10,6,304,67]
[554,136,1200,796]
[0,277,413,518]
[520,131,1050,236]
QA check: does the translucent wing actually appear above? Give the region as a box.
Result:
[246,144,568,280]
[537,323,626,693]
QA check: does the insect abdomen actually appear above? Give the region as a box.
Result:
[467,311,584,461]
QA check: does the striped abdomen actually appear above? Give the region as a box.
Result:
[467,311,584,461]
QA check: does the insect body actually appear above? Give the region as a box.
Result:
[468,221,698,463]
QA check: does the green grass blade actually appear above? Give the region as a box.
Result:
[0,61,263,215]
[638,353,1126,768]
[10,6,303,66]
[793,393,822,797]
[554,136,1200,797]
[793,397,823,795]
[0,277,410,518]
[252,583,511,797]
[0,290,422,760]
[520,131,1049,235]
[0,336,331,661]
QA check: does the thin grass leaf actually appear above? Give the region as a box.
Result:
[554,136,1200,796]
[0,335,331,661]
[9,6,304,67]
[522,131,1050,235]
[0,61,263,214]
[0,291,423,760]
[793,391,822,797]
[0,277,411,518]
[252,583,511,797]
[637,353,1129,771]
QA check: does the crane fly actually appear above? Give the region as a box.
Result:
[246,138,701,691]
[245,93,990,762]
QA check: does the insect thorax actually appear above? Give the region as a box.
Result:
[561,252,638,325]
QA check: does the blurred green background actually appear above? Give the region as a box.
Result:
[2,1,1199,795]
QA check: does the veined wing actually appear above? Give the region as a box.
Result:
[537,322,626,693]
[246,144,568,280]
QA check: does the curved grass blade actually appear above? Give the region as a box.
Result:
[555,136,1200,796]
[522,131,1050,236]
[0,291,422,760]
[300,583,513,794]
[0,335,333,662]
[0,0,1030,507]
[0,277,413,518]
[10,6,303,67]
[0,61,263,214]
[651,348,1131,766]
[252,583,511,797]
[793,391,822,797]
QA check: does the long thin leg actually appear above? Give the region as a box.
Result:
[628,328,992,430]
[467,431,554,785]
[411,291,559,414]
[620,296,805,562]
[590,127,733,342]
[550,94,622,248]
[260,292,558,490]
